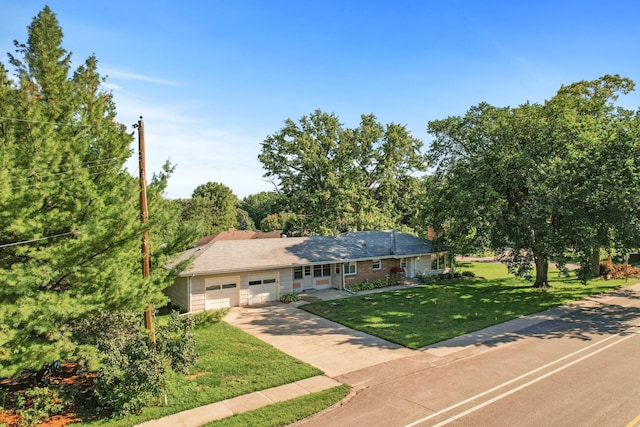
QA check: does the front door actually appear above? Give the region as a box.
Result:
[301,266,314,290]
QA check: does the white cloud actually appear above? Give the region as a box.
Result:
[101,82,122,91]
[110,79,271,200]
[101,66,183,87]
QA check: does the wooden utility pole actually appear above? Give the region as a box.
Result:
[135,116,156,344]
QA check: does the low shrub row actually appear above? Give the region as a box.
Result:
[346,279,390,292]
[416,270,475,284]
[280,292,300,303]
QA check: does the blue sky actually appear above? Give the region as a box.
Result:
[2,1,639,199]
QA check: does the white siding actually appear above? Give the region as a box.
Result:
[415,256,432,276]
[190,276,206,312]
[163,276,189,311]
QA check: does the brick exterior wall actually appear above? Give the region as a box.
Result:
[343,258,403,286]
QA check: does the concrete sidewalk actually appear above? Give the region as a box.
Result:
[136,375,341,427]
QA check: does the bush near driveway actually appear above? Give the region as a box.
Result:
[89,319,322,426]
[302,262,631,349]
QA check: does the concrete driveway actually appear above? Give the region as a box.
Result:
[225,299,415,378]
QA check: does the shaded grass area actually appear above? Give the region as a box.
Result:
[89,321,322,426]
[301,262,632,349]
[203,385,351,427]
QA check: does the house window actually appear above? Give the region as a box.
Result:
[431,254,438,270]
[335,265,341,274]
[304,266,311,276]
[400,258,407,269]
[323,264,331,276]
[314,264,332,277]
[343,262,356,276]
[294,266,303,280]
[372,260,381,270]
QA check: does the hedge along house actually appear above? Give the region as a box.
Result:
[164,230,451,312]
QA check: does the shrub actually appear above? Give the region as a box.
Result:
[157,311,197,375]
[16,386,64,427]
[390,266,405,273]
[280,293,299,303]
[347,279,390,292]
[73,311,165,417]
[599,261,640,279]
[438,272,454,280]
[416,274,436,285]
[191,308,229,328]
[461,270,476,277]
[92,331,165,417]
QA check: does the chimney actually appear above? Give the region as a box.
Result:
[390,230,396,255]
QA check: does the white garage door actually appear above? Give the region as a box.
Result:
[248,274,278,305]
[205,276,239,309]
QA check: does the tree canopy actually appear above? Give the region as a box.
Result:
[423,75,640,286]
[239,191,287,229]
[0,7,182,376]
[259,110,426,235]
[179,181,239,236]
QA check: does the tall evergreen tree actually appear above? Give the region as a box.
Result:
[0,7,175,376]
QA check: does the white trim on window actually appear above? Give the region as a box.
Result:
[372,259,381,270]
[343,262,357,276]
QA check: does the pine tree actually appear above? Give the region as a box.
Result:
[0,7,174,376]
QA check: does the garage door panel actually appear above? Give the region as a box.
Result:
[205,277,238,309]
[248,275,278,305]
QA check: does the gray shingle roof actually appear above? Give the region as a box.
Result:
[174,230,432,276]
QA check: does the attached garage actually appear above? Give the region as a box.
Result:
[205,276,239,309]
[247,274,278,305]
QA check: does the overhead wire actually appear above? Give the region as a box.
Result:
[0,232,74,248]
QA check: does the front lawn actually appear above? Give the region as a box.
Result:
[301,262,632,349]
[89,320,323,426]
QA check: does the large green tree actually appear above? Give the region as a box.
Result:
[423,75,640,287]
[240,191,287,229]
[259,110,426,234]
[180,181,238,236]
[0,7,179,376]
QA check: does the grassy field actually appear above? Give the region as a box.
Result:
[90,321,323,426]
[301,262,632,349]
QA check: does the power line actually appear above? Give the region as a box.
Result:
[0,231,74,248]
[0,115,94,127]
[8,168,118,191]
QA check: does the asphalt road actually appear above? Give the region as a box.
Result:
[299,287,640,427]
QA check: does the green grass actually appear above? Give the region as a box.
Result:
[88,321,322,426]
[202,385,351,427]
[301,262,632,349]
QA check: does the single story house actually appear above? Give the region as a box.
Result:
[164,230,451,312]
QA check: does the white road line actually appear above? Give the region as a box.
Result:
[405,325,640,427]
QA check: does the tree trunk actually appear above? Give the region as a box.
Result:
[533,253,551,288]
[591,246,601,278]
